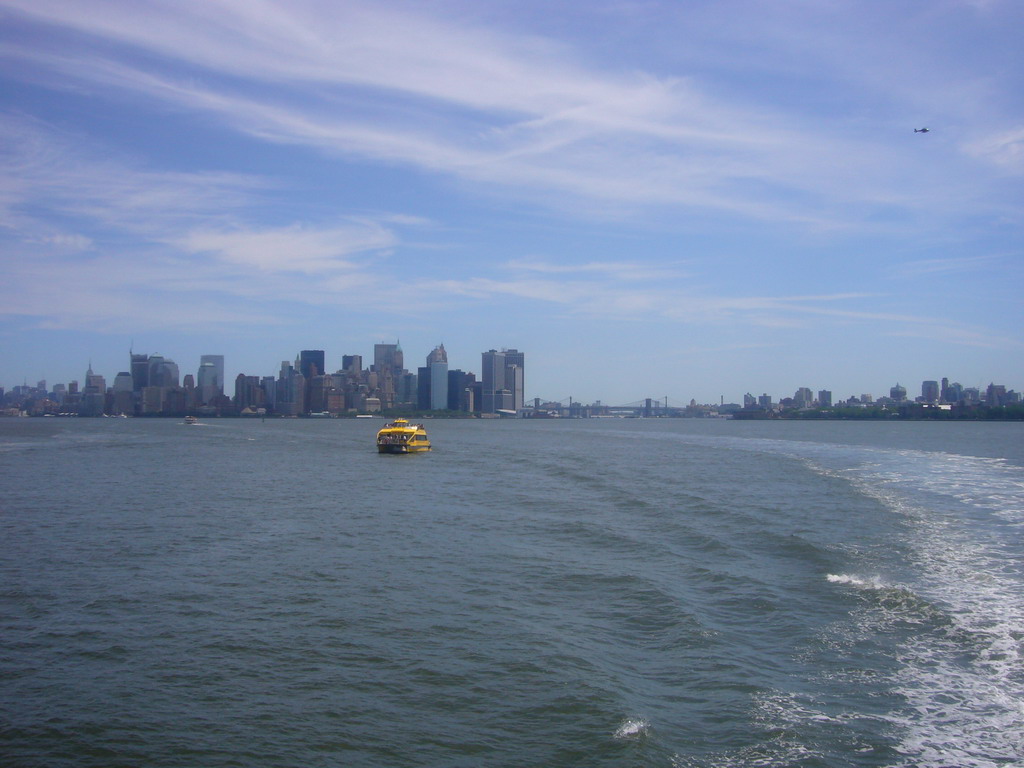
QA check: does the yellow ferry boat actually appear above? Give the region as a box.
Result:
[376,419,432,454]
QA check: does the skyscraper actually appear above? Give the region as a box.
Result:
[84,363,105,394]
[341,355,362,375]
[111,372,134,416]
[416,366,431,410]
[502,349,525,411]
[147,355,179,388]
[277,360,305,416]
[373,341,407,408]
[234,374,264,409]
[198,355,224,405]
[986,383,1007,406]
[80,363,106,416]
[426,344,447,366]
[112,372,133,393]
[130,352,149,392]
[299,350,325,380]
[447,369,475,411]
[794,387,813,408]
[481,349,505,414]
[479,348,525,413]
[374,342,403,374]
[427,344,448,411]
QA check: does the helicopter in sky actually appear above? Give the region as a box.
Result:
[914,127,930,133]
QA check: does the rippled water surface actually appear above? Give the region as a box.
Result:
[2,418,1022,767]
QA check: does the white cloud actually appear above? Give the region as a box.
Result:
[178,223,397,274]
[0,116,417,323]
[0,0,1019,382]
[1,0,668,118]
[0,0,976,229]
[0,113,261,242]
[889,254,1006,278]
[964,127,1024,173]
[38,233,92,250]
[506,258,688,281]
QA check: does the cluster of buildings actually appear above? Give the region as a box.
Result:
[3,349,1019,418]
[740,379,1019,414]
[1,344,526,418]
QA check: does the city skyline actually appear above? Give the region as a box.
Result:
[1,2,1022,404]
[3,343,1016,411]
[3,343,534,417]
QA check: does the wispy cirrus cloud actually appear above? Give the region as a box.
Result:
[0,85,1012,352]
[0,113,260,242]
[0,114,418,325]
[0,0,683,121]
[0,0,977,229]
[177,223,398,274]
[419,260,1020,350]
[964,127,1024,173]
[506,258,689,282]
[426,270,933,336]
[888,254,1007,279]
[2,0,1020,398]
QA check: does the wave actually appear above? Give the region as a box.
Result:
[826,573,955,628]
[613,717,650,739]
[702,432,1024,767]
[826,572,884,589]
[821,459,1024,768]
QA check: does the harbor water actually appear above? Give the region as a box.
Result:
[2,417,1022,767]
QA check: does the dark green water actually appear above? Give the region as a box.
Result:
[2,418,1022,767]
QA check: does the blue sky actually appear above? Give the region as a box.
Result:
[1,0,1021,405]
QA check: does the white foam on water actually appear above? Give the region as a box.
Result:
[821,448,1024,767]
[653,431,1023,766]
[670,696,821,768]
[613,717,650,739]
[826,573,887,589]
[671,746,817,768]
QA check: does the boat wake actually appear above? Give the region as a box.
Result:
[821,452,1024,767]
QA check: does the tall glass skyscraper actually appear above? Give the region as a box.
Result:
[503,349,524,412]
[198,354,224,405]
[481,349,505,414]
[427,344,448,410]
[130,352,149,392]
[481,348,524,413]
